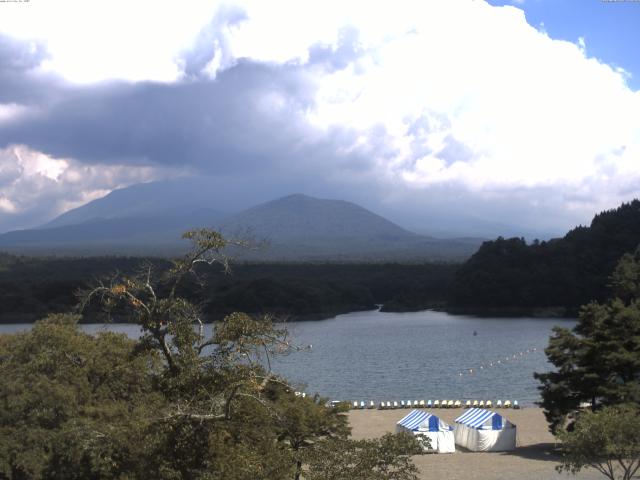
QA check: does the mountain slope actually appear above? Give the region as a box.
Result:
[220,194,419,243]
[0,192,482,260]
[217,194,479,261]
[0,209,223,249]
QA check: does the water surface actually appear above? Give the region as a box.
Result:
[1,309,573,405]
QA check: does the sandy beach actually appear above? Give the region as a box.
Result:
[348,407,602,480]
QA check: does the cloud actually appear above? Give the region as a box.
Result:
[0,1,639,236]
[0,146,166,232]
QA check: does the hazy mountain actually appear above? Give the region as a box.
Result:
[43,179,233,229]
[0,190,482,260]
[216,194,480,261]
[0,209,224,251]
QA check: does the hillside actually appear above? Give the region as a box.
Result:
[0,192,481,261]
[447,199,640,315]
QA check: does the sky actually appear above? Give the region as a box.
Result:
[0,0,639,236]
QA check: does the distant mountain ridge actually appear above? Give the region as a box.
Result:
[0,191,482,261]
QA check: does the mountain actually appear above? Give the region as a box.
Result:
[0,191,482,261]
[0,208,224,252]
[447,199,640,315]
[217,194,480,261]
[221,193,419,243]
[43,178,232,229]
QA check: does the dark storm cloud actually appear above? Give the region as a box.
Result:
[0,60,325,172]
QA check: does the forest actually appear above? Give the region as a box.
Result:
[447,200,640,316]
[0,255,456,323]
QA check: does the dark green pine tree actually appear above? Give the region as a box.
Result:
[535,247,640,433]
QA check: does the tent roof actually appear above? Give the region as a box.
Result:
[455,408,507,429]
[397,410,452,432]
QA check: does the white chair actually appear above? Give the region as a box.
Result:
[465,400,472,408]
[419,400,425,407]
[352,401,358,409]
[496,400,503,408]
[393,401,399,409]
[486,400,493,408]
[434,400,440,408]
[513,400,520,409]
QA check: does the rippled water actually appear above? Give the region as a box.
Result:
[0,309,574,405]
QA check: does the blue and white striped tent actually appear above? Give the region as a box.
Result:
[397,410,453,432]
[396,410,455,453]
[455,408,505,430]
[453,408,516,451]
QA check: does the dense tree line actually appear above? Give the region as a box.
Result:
[448,200,640,315]
[0,256,457,323]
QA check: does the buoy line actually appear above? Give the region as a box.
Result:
[457,347,540,377]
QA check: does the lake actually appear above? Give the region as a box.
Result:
[0,309,573,405]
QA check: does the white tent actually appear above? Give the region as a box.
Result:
[453,408,516,452]
[395,409,455,453]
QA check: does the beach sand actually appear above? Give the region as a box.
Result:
[348,407,602,480]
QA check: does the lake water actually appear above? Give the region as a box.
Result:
[0,309,574,405]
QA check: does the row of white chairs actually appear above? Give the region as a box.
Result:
[349,399,520,410]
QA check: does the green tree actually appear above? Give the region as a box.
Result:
[557,404,640,480]
[303,432,423,480]
[535,248,640,433]
[0,314,164,480]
